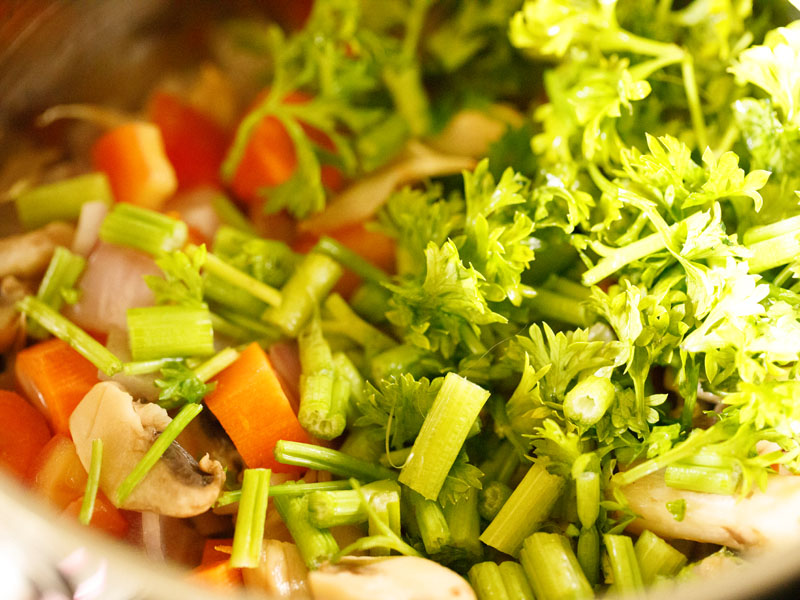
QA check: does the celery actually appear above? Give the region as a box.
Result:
[16,296,122,376]
[332,351,366,409]
[563,376,615,427]
[444,487,483,561]
[28,246,86,339]
[349,282,391,324]
[78,439,103,526]
[747,232,800,273]
[479,440,520,485]
[664,463,740,495]
[520,533,594,600]
[211,194,257,235]
[399,373,490,500]
[577,526,600,587]
[499,561,536,600]
[480,461,564,556]
[307,489,367,528]
[365,480,402,555]
[339,427,384,463]
[231,468,271,568]
[99,203,187,256]
[122,358,179,376]
[408,490,451,554]
[15,173,113,230]
[478,480,512,521]
[314,236,390,284]
[469,562,512,600]
[526,287,587,327]
[115,403,203,504]
[604,534,644,594]
[575,471,600,530]
[126,306,215,361]
[634,530,687,585]
[265,252,342,337]
[215,480,352,508]
[273,492,339,569]
[273,440,397,481]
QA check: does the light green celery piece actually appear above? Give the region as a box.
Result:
[469,562,512,600]
[444,486,483,561]
[604,534,644,594]
[634,530,687,585]
[499,561,536,600]
[480,461,564,556]
[273,492,339,569]
[577,526,600,587]
[314,237,390,284]
[273,440,397,482]
[520,533,594,600]
[664,463,740,495]
[126,306,215,361]
[230,468,271,568]
[29,246,86,339]
[399,372,490,500]
[15,173,113,230]
[323,293,395,351]
[16,296,122,376]
[216,480,352,508]
[99,203,187,256]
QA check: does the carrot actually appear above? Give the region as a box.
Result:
[201,538,234,564]
[91,121,177,210]
[0,390,52,480]
[15,338,100,435]
[63,492,130,538]
[190,559,243,588]
[29,435,87,509]
[204,343,310,474]
[149,92,230,191]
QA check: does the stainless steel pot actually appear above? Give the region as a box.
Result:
[1,2,799,599]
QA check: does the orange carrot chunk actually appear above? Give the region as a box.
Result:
[0,390,52,480]
[190,559,243,588]
[92,122,177,210]
[204,343,310,474]
[15,338,100,435]
[29,435,87,509]
[63,492,130,539]
[201,538,234,564]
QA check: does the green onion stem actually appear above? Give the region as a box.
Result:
[605,534,644,594]
[115,403,203,505]
[520,533,594,600]
[230,468,271,568]
[16,296,122,376]
[634,530,687,585]
[273,440,397,481]
[78,439,103,526]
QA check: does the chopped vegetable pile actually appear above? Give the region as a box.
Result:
[3,0,800,598]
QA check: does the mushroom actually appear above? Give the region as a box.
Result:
[308,556,476,600]
[0,275,32,353]
[69,381,224,517]
[620,470,800,550]
[0,222,74,279]
[243,540,311,599]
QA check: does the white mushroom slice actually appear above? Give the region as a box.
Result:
[69,382,224,517]
[621,471,800,550]
[0,222,74,279]
[243,540,311,599]
[308,556,476,600]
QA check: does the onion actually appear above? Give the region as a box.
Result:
[140,511,165,562]
[99,328,160,401]
[71,201,108,257]
[163,186,221,243]
[299,141,476,233]
[427,108,513,159]
[66,242,160,333]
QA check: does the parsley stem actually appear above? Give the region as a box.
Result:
[399,373,490,500]
[127,306,215,361]
[634,530,687,585]
[230,468,271,568]
[215,480,352,508]
[273,491,339,569]
[480,461,564,556]
[746,231,800,273]
[604,534,644,594]
[16,296,122,376]
[28,247,86,340]
[577,526,600,587]
[314,237,390,284]
[193,347,240,383]
[273,440,397,481]
[524,287,588,327]
[520,533,594,600]
[201,248,282,307]
[681,54,708,151]
[99,203,187,256]
[115,403,203,505]
[664,463,740,495]
[323,293,395,351]
[78,439,103,526]
[122,358,179,375]
[576,472,601,530]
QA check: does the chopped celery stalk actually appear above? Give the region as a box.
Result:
[634,530,687,585]
[582,227,671,286]
[469,562,512,600]
[314,236,390,284]
[115,403,203,504]
[204,273,269,318]
[265,252,342,337]
[478,480,512,521]
[333,352,366,408]
[444,487,483,561]
[16,296,122,376]
[215,480,352,508]
[364,480,402,555]
[742,215,800,246]
[349,282,391,324]
[563,376,615,427]
[231,468,271,568]
[604,534,644,594]
[78,439,103,526]
[323,293,395,351]
[520,533,594,600]
[15,172,113,230]
[526,287,587,327]
[99,203,187,256]
[297,317,349,440]
[307,489,367,528]
[499,561,536,600]
[576,471,600,529]
[273,440,397,481]
[399,373,490,500]
[127,306,215,361]
[212,225,298,288]
[210,307,282,342]
[339,427,384,463]
[577,526,600,587]
[193,347,240,383]
[408,490,451,555]
[544,275,591,301]
[211,194,257,234]
[208,311,259,342]
[201,248,282,307]
[29,246,86,339]
[370,344,433,382]
[664,463,740,495]
[479,441,520,485]
[480,461,564,556]
[273,491,339,569]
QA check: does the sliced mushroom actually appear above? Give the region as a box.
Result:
[308,556,476,600]
[69,381,224,517]
[0,222,74,279]
[243,540,311,599]
[621,471,800,550]
[0,276,32,353]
